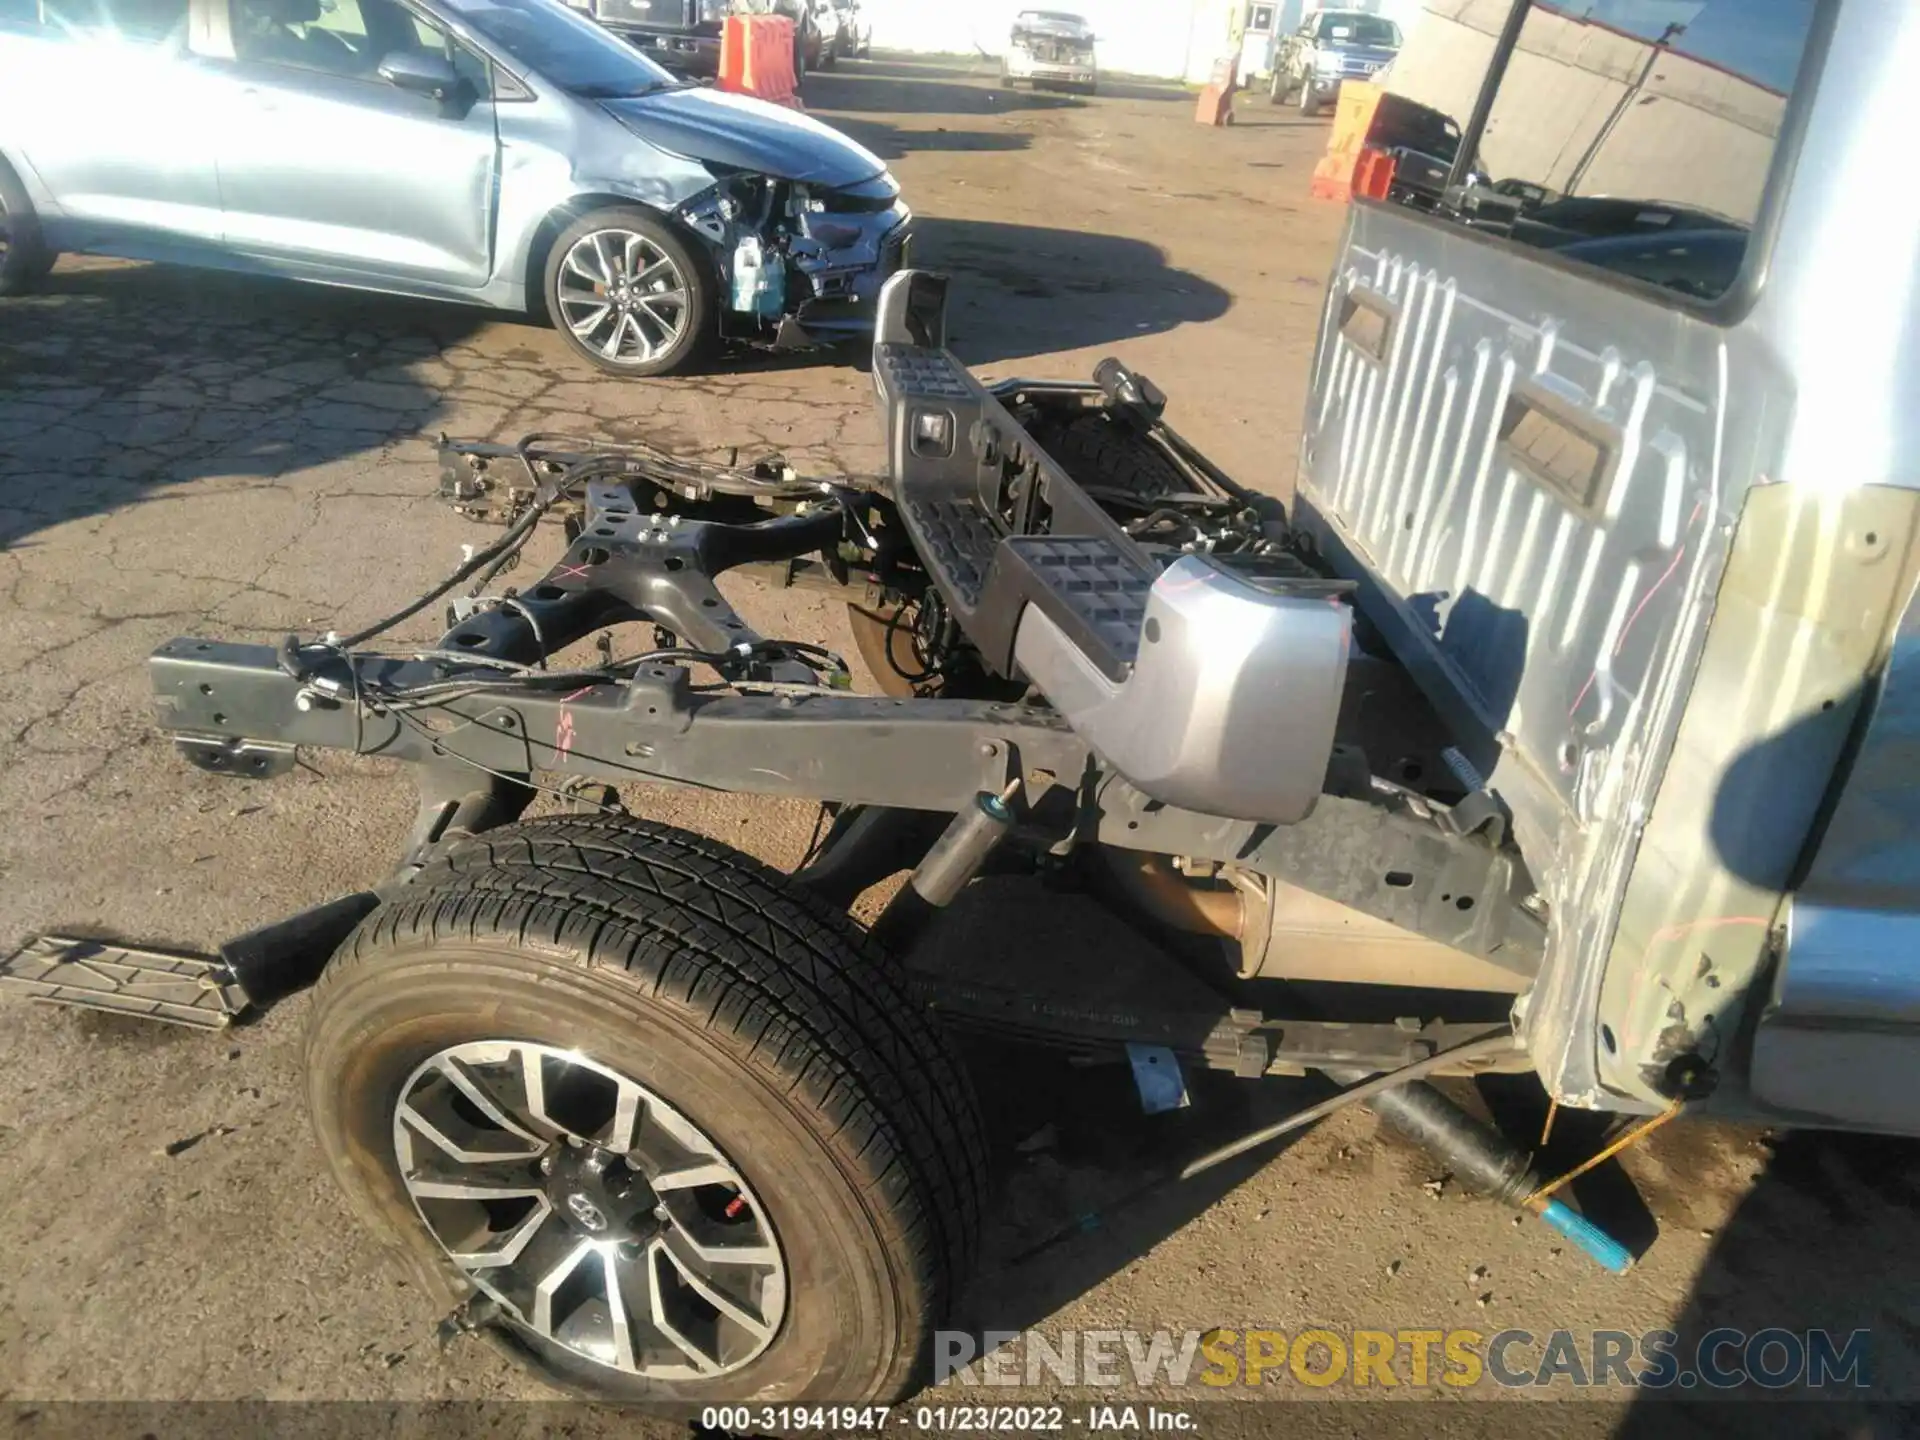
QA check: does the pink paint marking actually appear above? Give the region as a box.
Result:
[1567,499,1707,721]
[552,688,593,762]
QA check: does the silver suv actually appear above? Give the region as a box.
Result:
[0,0,909,374]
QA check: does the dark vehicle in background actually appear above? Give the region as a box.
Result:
[830,0,869,59]
[1364,90,1464,210]
[581,0,827,81]
[1002,8,1095,94]
[566,0,727,76]
[803,0,837,68]
[1270,7,1400,116]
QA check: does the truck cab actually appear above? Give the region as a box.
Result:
[1303,0,1920,1132]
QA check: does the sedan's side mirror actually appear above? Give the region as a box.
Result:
[378,50,461,101]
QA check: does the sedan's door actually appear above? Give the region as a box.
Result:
[209,0,498,289]
[1,0,224,247]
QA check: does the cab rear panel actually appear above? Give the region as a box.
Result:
[1299,0,1920,1123]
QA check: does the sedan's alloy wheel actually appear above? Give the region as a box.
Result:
[555,228,692,368]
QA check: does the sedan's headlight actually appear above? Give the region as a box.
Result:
[699,0,731,19]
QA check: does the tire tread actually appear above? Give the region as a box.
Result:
[309,814,987,1398]
[1029,410,1190,502]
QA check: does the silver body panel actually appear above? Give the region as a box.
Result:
[1753,581,1920,1132]
[1012,555,1351,827]
[0,34,226,243]
[212,61,500,287]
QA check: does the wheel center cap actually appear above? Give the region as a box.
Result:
[564,1191,610,1232]
[547,1143,660,1241]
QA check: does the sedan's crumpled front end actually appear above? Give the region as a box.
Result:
[1004,11,1097,91]
[674,168,910,346]
[1006,36,1096,89]
[603,87,910,347]
[785,178,914,341]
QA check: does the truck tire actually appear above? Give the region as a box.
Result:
[1028,410,1189,506]
[304,815,989,1403]
[0,160,56,297]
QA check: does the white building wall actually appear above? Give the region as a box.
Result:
[861,0,1242,82]
[861,0,1427,83]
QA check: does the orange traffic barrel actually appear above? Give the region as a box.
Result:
[720,14,802,109]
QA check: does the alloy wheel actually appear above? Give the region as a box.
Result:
[554,228,692,368]
[393,1040,787,1380]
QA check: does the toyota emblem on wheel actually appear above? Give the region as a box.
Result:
[566,1192,609,1232]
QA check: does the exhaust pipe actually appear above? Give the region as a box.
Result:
[1102,851,1526,993]
[219,891,380,1008]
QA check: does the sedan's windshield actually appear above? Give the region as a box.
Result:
[433,0,674,95]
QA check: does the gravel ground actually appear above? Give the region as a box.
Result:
[1,56,1916,1435]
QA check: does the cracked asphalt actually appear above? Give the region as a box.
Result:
[2,58,1917,1431]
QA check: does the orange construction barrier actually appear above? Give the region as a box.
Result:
[1309,80,1385,202]
[719,14,801,110]
[1351,145,1397,201]
[1194,53,1238,127]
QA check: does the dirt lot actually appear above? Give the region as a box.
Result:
[2,58,1917,1430]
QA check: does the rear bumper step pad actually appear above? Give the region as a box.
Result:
[0,937,246,1029]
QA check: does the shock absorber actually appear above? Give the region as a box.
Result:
[868,781,1020,955]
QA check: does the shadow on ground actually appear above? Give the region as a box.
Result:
[0,262,487,549]
[1480,1074,1920,1425]
[915,879,1333,1339]
[927,877,1920,1422]
[1615,1130,1920,1432]
[820,116,1035,159]
[904,217,1230,364]
[952,1030,1322,1336]
[806,57,1077,116]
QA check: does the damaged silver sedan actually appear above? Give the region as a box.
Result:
[0,0,910,374]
